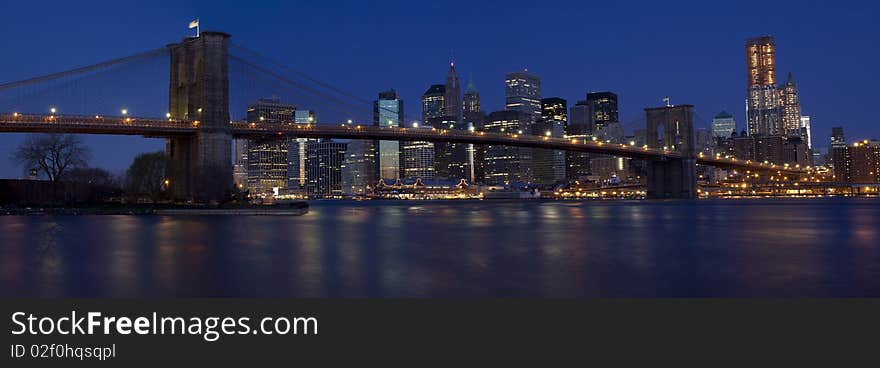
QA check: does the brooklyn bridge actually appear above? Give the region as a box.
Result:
[0,31,810,201]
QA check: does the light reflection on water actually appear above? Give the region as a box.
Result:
[1,198,879,298]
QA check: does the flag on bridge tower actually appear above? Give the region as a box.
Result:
[188,19,200,37]
[662,97,671,107]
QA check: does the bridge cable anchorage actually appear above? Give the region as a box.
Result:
[0,48,168,92]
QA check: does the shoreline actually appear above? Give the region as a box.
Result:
[0,202,309,216]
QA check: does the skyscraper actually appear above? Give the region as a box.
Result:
[421,84,446,122]
[746,35,776,87]
[830,127,850,181]
[711,111,737,138]
[585,92,619,131]
[341,139,377,196]
[445,61,462,120]
[800,116,813,150]
[745,36,783,136]
[401,123,436,180]
[533,97,567,184]
[484,110,532,184]
[306,139,348,197]
[463,76,483,183]
[505,70,541,125]
[782,72,802,136]
[245,98,295,195]
[374,89,404,180]
[566,100,592,181]
[288,109,316,189]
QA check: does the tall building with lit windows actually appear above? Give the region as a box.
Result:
[463,77,483,183]
[532,97,567,184]
[341,139,376,196]
[800,116,813,149]
[585,92,619,131]
[373,89,404,180]
[782,72,802,137]
[421,84,446,121]
[245,98,295,195]
[505,70,542,125]
[306,139,347,197]
[484,110,533,184]
[288,109,317,189]
[711,111,737,138]
[566,100,592,181]
[745,36,783,136]
[402,122,436,180]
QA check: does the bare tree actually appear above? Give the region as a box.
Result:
[12,134,90,200]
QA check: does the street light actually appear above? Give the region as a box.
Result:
[121,109,128,116]
[50,107,56,114]
[166,112,171,119]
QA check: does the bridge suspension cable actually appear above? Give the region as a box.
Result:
[0,48,168,92]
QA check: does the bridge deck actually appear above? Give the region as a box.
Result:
[0,113,810,175]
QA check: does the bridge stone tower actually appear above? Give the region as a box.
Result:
[166,32,232,202]
[645,105,697,199]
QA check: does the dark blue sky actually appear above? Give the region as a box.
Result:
[1,0,877,178]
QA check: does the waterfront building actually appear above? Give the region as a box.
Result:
[830,127,849,181]
[850,140,880,183]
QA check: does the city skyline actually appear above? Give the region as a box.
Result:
[0,0,877,178]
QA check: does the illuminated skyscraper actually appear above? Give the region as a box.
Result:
[288,109,316,189]
[533,97,567,184]
[402,122,436,180]
[566,100,592,181]
[374,89,404,180]
[782,72,802,137]
[800,116,813,149]
[463,76,483,183]
[306,140,347,197]
[746,36,776,87]
[505,70,541,125]
[341,139,377,196]
[484,110,533,184]
[421,84,446,122]
[245,98,295,195]
[585,92,619,131]
[711,111,736,138]
[745,36,783,136]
